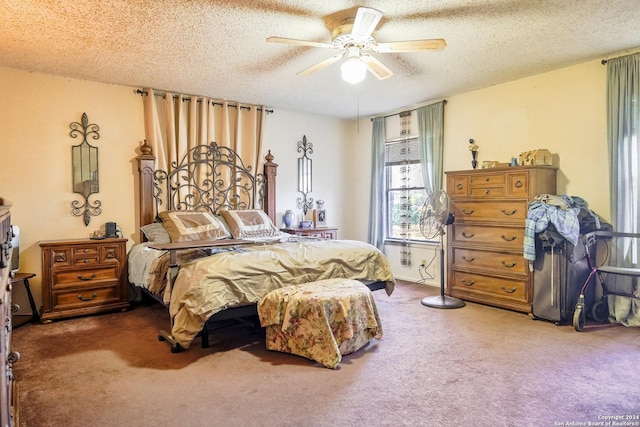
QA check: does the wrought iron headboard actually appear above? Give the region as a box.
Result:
[152,142,263,218]
[136,141,278,241]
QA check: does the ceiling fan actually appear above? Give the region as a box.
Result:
[266,7,446,84]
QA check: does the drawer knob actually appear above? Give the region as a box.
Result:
[8,350,20,363]
[501,209,517,216]
[484,189,489,195]
[500,285,517,294]
[106,249,117,259]
[462,256,475,263]
[461,279,475,286]
[514,180,523,188]
[11,304,20,313]
[78,293,98,302]
[456,183,463,190]
[462,232,475,238]
[461,208,475,215]
[501,261,517,268]
[77,273,96,281]
[501,234,516,242]
[54,253,67,262]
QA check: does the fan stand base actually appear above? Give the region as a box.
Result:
[421,295,466,309]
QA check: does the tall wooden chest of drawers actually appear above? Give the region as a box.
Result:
[445,166,557,313]
[40,238,129,321]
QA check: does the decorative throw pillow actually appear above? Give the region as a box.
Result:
[140,222,171,243]
[219,209,280,239]
[158,210,231,242]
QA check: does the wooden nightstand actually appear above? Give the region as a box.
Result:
[40,238,129,322]
[281,227,338,240]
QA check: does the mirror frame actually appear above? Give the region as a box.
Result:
[296,135,313,215]
[70,113,102,226]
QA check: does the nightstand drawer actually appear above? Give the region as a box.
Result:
[281,227,338,240]
[52,266,119,288]
[100,245,123,263]
[52,285,121,311]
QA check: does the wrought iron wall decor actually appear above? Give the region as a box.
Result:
[296,135,313,215]
[70,113,102,226]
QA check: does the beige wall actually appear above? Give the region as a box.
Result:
[0,57,612,308]
[444,60,609,219]
[349,59,610,283]
[263,109,355,234]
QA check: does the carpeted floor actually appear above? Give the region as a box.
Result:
[12,281,640,427]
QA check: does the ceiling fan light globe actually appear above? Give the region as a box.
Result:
[341,58,367,84]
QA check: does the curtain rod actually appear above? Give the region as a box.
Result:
[370,98,447,121]
[601,48,640,65]
[136,89,274,114]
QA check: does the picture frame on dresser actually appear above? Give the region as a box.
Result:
[313,209,326,227]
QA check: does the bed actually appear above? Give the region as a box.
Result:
[128,141,395,352]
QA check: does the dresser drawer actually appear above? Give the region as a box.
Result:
[51,266,119,288]
[451,247,528,276]
[450,271,529,306]
[470,173,505,187]
[450,175,469,197]
[452,200,528,223]
[469,186,505,197]
[451,223,523,250]
[507,172,529,197]
[52,285,121,311]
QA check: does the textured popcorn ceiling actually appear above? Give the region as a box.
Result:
[1,1,639,119]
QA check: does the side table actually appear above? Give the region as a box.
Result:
[10,272,40,327]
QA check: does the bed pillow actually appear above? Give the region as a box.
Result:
[140,222,171,244]
[158,210,231,242]
[219,209,280,239]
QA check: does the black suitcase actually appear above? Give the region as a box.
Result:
[531,236,595,324]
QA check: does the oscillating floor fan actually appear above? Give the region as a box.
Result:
[419,190,465,309]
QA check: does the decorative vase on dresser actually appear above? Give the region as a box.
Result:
[282,210,295,229]
[445,166,557,313]
[40,238,129,322]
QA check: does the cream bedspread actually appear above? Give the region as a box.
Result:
[167,239,395,349]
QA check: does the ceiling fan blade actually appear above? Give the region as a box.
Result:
[297,54,344,76]
[351,7,383,42]
[361,55,393,80]
[373,38,447,53]
[266,36,333,49]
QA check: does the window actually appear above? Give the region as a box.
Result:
[385,137,428,241]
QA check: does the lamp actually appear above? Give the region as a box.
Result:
[341,46,367,84]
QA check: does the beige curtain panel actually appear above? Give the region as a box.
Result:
[142,88,267,175]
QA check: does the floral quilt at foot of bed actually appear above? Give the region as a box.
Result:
[258,278,383,369]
